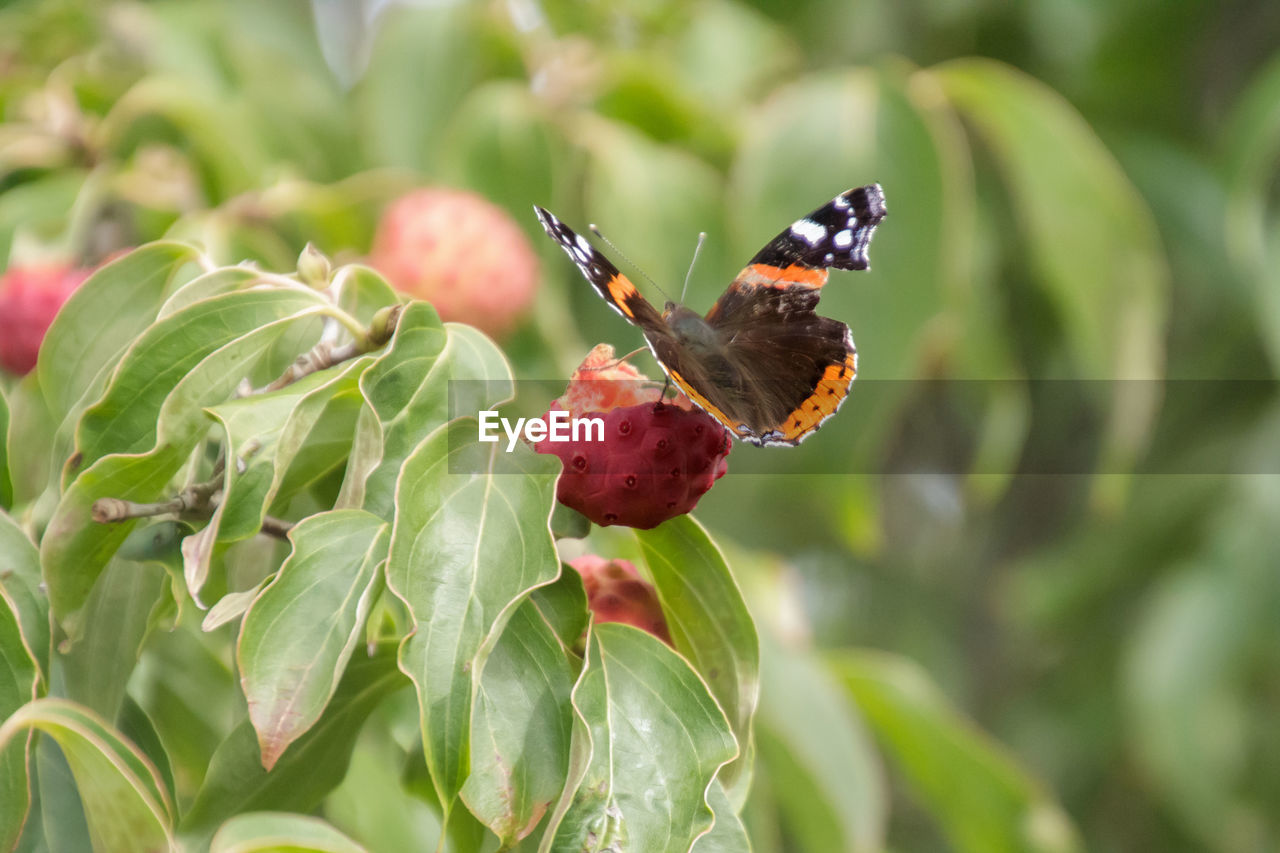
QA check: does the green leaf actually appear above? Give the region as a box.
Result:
[186,359,370,597]
[35,732,92,852]
[157,266,265,319]
[43,290,329,633]
[690,780,751,853]
[239,510,390,769]
[0,510,47,682]
[545,624,738,852]
[1223,53,1280,367]
[337,301,448,517]
[4,373,58,509]
[386,420,561,811]
[37,248,207,520]
[0,171,84,270]
[635,515,759,800]
[180,644,407,846]
[268,361,370,512]
[38,243,203,425]
[128,619,238,801]
[1122,478,1280,848]
[333,266,400,327]
[529,567,589,650]
[117,696,178,814]
[98,76,266,200]
[352,4,479,171]
[442,322,516,416]
[461,599,575,845]
[438,82,565,225]
[935,58,1167,378]
[753,633,885,853]
[582,120,727,302]
[549,503,590,541]
[324,717,444,852]
[934,59,1167,484]
[837,650,1081,853]
[210,812,367,853]
[675,0,799,108]
[0,579,40,851]
[71,288,326,473]
[59,557,166,721]
[0,698,175,853]
[0,386,11,510]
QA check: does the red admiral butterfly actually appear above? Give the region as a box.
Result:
[534,184,886,446]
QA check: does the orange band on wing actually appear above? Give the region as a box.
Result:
[606,274,639,319]
[738,263,829,290]
[667,368,739,434]
[777,352,857,442]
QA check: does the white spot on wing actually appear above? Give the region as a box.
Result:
[789,218,826,246]
[576,233,592,253]
[833,229,853,248]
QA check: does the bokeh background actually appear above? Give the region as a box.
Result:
[3,0,1279,850]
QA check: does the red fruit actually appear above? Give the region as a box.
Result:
[569,555,671,644]
[0,263,89,375]
[535,346,731,530]
[367,188,539,339]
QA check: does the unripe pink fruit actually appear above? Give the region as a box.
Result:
[569,555,671,644]
[0,263,89,375]
[367,188,539,339]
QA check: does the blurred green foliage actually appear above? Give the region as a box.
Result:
[2,0,1279,851]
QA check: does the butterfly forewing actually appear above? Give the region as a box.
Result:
[533,205,665,330]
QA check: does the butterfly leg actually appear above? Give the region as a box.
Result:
[654,374,672,410]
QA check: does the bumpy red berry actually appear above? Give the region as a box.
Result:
[367,188,539,339]
[535,346,731,530]
[569,555,671,644]
[0,263,89,375]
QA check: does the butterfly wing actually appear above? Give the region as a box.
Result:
[688,184,885,445]
[716,183,887,299]
[698,287,857,445]
[533,205,666,332]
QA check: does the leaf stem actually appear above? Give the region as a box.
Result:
[254,303,402,394]
[91,480,294,540]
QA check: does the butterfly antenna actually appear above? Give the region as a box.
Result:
[579,346,649,371]
[589,224,671,302]
[680,231,707,304]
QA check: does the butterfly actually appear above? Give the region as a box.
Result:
[534,184,886,446]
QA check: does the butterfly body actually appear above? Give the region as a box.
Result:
[535,184,886,446]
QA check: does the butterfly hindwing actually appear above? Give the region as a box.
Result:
[706,285,858,444]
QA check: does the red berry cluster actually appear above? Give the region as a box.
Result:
[0,263,90,375]
[569,555,671,644]
[535,345,731,530]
